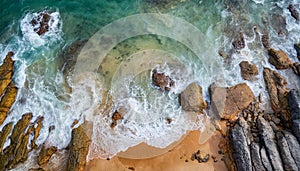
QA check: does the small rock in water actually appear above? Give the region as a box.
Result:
[110,110,123,129]
[30,11,51,35]
[232,32,245,50]
[239,61,258,80]
[151,69,174,91]
[288,4,300,21]
[261,31,270,49]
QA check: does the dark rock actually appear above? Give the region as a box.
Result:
[232,32,245,50]
[0,51,14,96]
[288,90,300,120]
[190,150,210,163]
[29,168,45,171]
[291,63,300,76]
[288,4,300,21]
[292,119,300,142]
[179,82,207,112]
[38,146,58,165]
[210,83,254,120]
[257,116,284,171]
[230,118,252,171]
[152,69,174,91]
[30,11,51,35]
[261,31,270,49]
[239,61,258,80]
[276,131,298,171]
[294,44,300,61]
[263,68,290,124]
[271,13,288,37]
[260,146,273,171]
[268,48,293,70]
[250,142,265,171]
[67,124,91,171]
[282,130,300,170]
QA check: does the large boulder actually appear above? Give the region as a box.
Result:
[67,124,91,171]
[257,116,284,171]
[179,82,207,112]
[239,61,258,80]
[263,68,290,124]
[268,49,293,70]
[210,83,254,120]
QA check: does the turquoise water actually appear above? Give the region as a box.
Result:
[0,0,300,167]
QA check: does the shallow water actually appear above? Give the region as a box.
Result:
[0,0,300,168]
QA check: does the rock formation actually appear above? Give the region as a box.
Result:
[267,48,293,70]
[239,61,258,80]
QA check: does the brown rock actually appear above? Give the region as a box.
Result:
[268,48,293,69]
[210,83,254,120]
[0,51,14,96]
[232,32,245,50]
[0,83,18,125]
[263,68,290,124]
[261,32,270,49]
[288,4,300,21]
[32,116,44,149]
[239,61,258,80]
[0,122,13,152]
[179,82,207,112]
[67,125,91,171]
[152,69,174,91]
[30,12,51,35]
[38,146,58,165]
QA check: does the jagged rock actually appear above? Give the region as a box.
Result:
[210,83,254,120]
[288,90,300,120]
[263,68,290,124]
[282,130,300,170]
[268,48,293,69]
[30,11,51,35]
[0,123,12,152]
[179,82,207,112]
[288,4,300,21]
[291,63,300,76]
[257,116,284,171]
[0,83,18,125]
[251,142,265,171]
[232,32,245,50]
[32,116,43,149]
[292,119,300,142]
[152,69,174,91]
[276,131,298,171]
[294,44,300,61]
[0,51,14,96]
[38,146,58,165]
[239,61,258,80]
[261,31,270,49]
[230,118,252,171]
[260,146,273,171]
[271,13,288,37]
[67,125,91,171]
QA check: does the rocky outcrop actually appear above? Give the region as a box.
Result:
[250,143,265,171]
[0,83,18,125]
[232,32,245,50]
[267,49,293,69]
[239,61,258,80]
[0,122,13,152]
[260,146,273,171]
[257,116,284,171]
[288,4,299,21]
[263,68,290,125]
[30,11,51,35]
[0,51,14,96]
[179,82,207,112]
[276,131,298,171]
[38,146,58,166]
[230,118,252,171]
[291,63,300,76]
[282,130,300,170]
[288,90,300,142]
[210,83,254,120]
[67,125,91,171]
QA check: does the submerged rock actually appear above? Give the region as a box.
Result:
[230,118,252,171]
[67,125,91,171]
[288,4,300,21]
[110,110,123,129]
[268,48,293,70]
[257,116,284,171]
[179,82,207,112]
[239,61,258,80]
[271,13,288,37]
[210,83,254,120]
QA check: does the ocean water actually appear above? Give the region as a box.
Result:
[0,0,300,168]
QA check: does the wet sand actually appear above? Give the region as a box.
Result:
[85,130,227,171]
